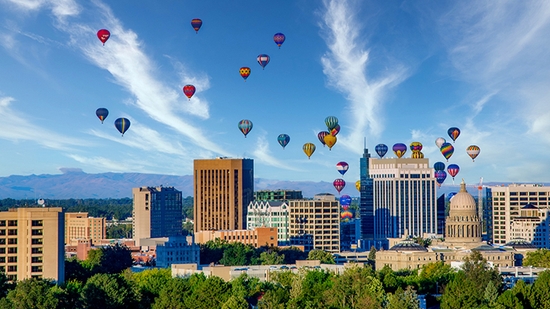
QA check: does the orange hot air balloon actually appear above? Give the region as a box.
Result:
[324,134,337,150]
[240,67,251,81]
[355,180,361,191]
[303,143,316,159]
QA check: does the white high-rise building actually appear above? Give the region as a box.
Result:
[246,201,290,245]
[369,158,438,241]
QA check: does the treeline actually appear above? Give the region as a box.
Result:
[0,196,194,220]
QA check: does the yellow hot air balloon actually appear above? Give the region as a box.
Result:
[303,143,316,159]
[355,180,361,191]
[324,134,337,150]
[412,151,424,158]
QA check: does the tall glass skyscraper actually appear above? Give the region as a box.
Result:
[359,147,374,240]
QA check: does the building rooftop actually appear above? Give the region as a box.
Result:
[389,240,428,252]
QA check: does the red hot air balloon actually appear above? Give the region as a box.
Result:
[97,29,110,45]
[330,124,340,136]
[336,162,349,176]
[273,33,285,48]
[191,19,202,33]
[447,164,460,180]
[333,178,346,194]
[240,67,251,81]
[182,85,196,100]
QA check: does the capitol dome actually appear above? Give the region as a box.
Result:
[449,180,477,214]
[445,179,482,246]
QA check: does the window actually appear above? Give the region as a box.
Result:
[31,220,43,227]
[31,257,42,263]
[7,256,16,263]
[7,239,16,245]
[31,266,42,273]
[7,229,16,236]
[31,248,43,254]
[7,221,17,227]
[7,266,16,272]
[31,229,43,236]
[31,239,43,245]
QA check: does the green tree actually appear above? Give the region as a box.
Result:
[416,261,455,294]
[529,270,550,309]
[287,269,334,308]
[2,278,60,309]
[386,286,420,309]
[152,277,191,309]
[280,247,308,264]
[65,257,92,282]
[221,295,249,309]
[200,238,230,265]
[260,251,285,265]
[106,224,132,239]
[496,289,524,309]
[131,268,172,306]
[324,265,384,309]
[258,284,289,309]
[523,248,550,267]
[219,242,257,266]
[81,273,138,309]
[307,249,335,264]
[83,243,133,274]
[185,276,231,309]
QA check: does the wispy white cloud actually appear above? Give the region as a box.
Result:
[68,154,156,173]
[251,133,301,171]
[319,0,408,152]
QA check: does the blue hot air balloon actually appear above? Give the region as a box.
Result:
[277,134,290,149]
[434,162,445,172]
[257,54,270,69]
[114,118,131,136]
[273,33,285,48]
[339,194,351,207]
[375,144,388,158]
[96,108,109,124]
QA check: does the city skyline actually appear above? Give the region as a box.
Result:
[1,1,550,188]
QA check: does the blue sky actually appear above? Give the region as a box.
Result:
[1,0,549,195]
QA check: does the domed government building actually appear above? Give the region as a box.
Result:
[375,180,535,271]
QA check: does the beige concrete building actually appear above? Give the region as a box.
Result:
[511,204,550,248]
[132,186,183,246]
[247,200,290,245]
[195,227,278,248]
[193,158,254,233]
[65,212,106,245]
[0,207,64,283]
[489,184,550,246]
[288,193,340,253]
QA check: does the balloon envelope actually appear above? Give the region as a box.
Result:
[303,143,316,159]
[238,119,253,137]
[340,210,353,221]
[273,33,285,48]
[114,118,130,136]
[333,178,346,194]
[325,116,339,130]
[317,131,329,146]
[339,194,351,206]
[95,108,109,124]
[435,137,446,149]
[375,144,388,158]
[257,54,270,69]
[392,143,407,158]
[467,145,481,161]
[448,127,461,142]
[440,142,454,161]
[336,162,349,175]
[434,162,445,171]
[330,124,340,136]
[191,18,202,33]
[277,134,290,149]
[410,141,423,152]
[97,29,110,45]
[447,164,460,179]
[183,85,196,100]
[355,180,361,191]
[435,170,447,187]
[324,134,337,150]
[239,67,251,81]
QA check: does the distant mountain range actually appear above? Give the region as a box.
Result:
[0,168,544,200]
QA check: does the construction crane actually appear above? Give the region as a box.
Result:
[477,177,484,231]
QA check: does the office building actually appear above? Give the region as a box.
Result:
[288,193,340,253]
[510,204,550,248]
[247,201,290,245]
[0,207,64,283]
[195,227,278,248]
[140,236,200,268]
[65,212,106,245]
[489,184,550,246]
[254,190,303,201]
[370,157,438,243]
[193,157,254,233]
[132,186,183,246]
[359,147,374,241]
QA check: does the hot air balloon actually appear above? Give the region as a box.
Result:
[447,164,460,180]
[375,144,388,158]
[257,54,270,69]
[95,108,109,124]
[435,137,446,149]
[183,85,196,100]
[324,134,337,150]
[114,118,130,136]
[238,119,253,137]
[410,142,423,152]
[240,67,251,81]
[273,33,285,48]
[97,29,110,45]
[339,194,351,207]
[448,127,460,142]
[277,134,290,149]
[440,142,454,161]
[330,124,340,136]
[434,170,447,187]
[467,145,481,161]
[303,143,316,159]
[336,162,349,176]
[333,178,346,194]
[317,131,329,146]
[340,211,353,221]
[191,18,202,33]
[355,180,361,191]
[392,143,407,158]
[325,116,339,130]
[434,162,445,171]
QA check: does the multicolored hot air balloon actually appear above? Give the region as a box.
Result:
[191,19,202,33]
[318,131,329,146]
[435,137,446,149]
[467,145,481,161]
[277,134,290,149]
[435,170,447,187]
[375,144,388,158]
[96,108,109,124]
[440,142,454,161]
[325,116,339,130]
[303,143,316,159]
[183,85,196,100]
[392,143,407,158]
[239,67,251,81]
[410,142,423,152]
[114,118,130,136]
[336,162,349,176]
[341,210,353,221]
[333,178,346,194]
[355,180,361,191]
[238,119,253,137]
[273,33,285,48]
[330,124,340,136]
[97,29,110,45]
[447,164,460,180]
[339,194,351,207]
[434,162,445,172]
[448,127,460,142]
[257,54,270,69]
[324,134,337,150]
